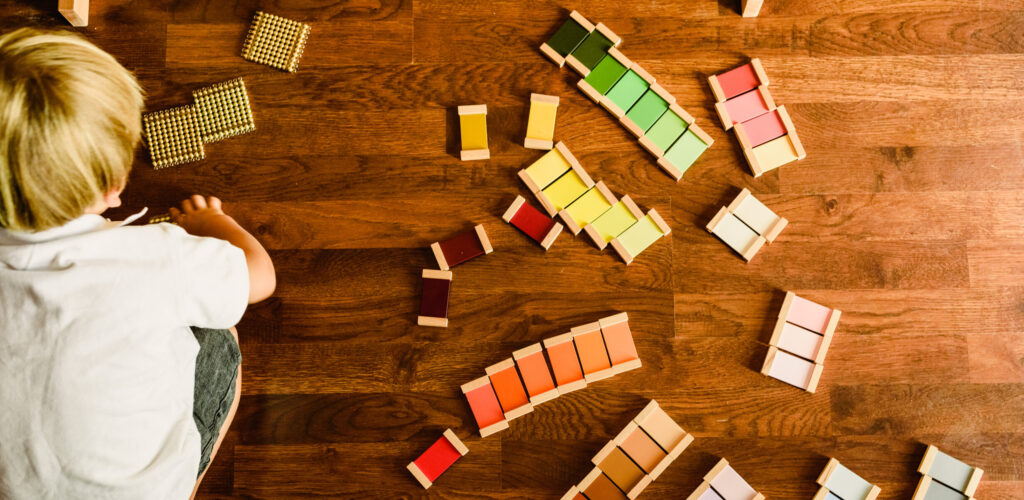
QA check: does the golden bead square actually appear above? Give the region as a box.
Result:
[242,11,311,73]
[143,105,205,169]
[193,77,256,143]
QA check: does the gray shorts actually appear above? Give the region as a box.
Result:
[191,327,241,478]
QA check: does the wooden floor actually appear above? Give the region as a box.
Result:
[5,0,1024,498]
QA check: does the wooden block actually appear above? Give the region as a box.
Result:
[650,82,676,104]
[620,115,646,138]
[656,157,683,182]
[431,224,491,270]
[524,138,555,150]
[638,137,665,159]
[476,224,493,254]
[519,141,576,193]
[633,401,688,453]
[658,124,713,182]
[461,376,509,437]
[539,166,595,216]
[742,0,765,17]
[594,444,648,496]
[460,149,490,162]
[770,321,824,362]
[630,63,656,85]
[540,43,566,67]
[458,104,489,161]
[762,346,824,393]
[577,79,604,103]
[513,343,560,405]
[912,476,974,500]
[544,332,588,394]
[485,358,534,420]
[525,93,560,150]
[505,195,563,249]
[707,208,766,262]
[650,433,693,480]
[599,94,627,118]
[572,322,616,382]
[777,105,807,159]
[417,269,452,328]
[919,445,984,496]
[598,312,641,374]
[689,122,715,147]
[566,55,591,77]
[58,0,89,26]
[748,133,798,176]
[615,423,667,475]
[714,86,773,130]
[578,467,627,500]
[583,195,643,250]
[705,458,763,500]
[561,486,583,500]
[708,73,726,103]
[704,458,731,482]
[817,458,882,500]
[727,188,788,243]
[406,429,469,489]
[641,102,692,158]
[812,486,835,500]
[686,481,722,500]
[539,10,595,66]
[604,69,650,118]
[558,181,617,235]
[751,58,770,88]
[911,476,932,500]
[595,22,622,47]
[611,209,670,265]
[786,292,839,335]
[709,58,769,101]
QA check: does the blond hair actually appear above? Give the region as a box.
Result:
[0,28,143,232]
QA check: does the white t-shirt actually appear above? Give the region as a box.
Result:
[0,213,249,500]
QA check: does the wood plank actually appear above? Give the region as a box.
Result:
[165,14,412,68]
[1,0,1023,497]
[832,384,1024,435]
[671,239,970,292]
[232,440,501,496]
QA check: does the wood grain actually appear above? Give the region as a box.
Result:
[1,0,1021,497]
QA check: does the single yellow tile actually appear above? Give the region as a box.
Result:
[526,102,558,141]
[524,149,572,190]
[617,215,664,257]
[752,135,798,173]
[460,112,488,150]
[564,187,614,229]
[542,171,589,211]
[589,201,640,242]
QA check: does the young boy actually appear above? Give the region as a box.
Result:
[0,28,276,499]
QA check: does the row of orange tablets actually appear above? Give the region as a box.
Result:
[460,312,642,437]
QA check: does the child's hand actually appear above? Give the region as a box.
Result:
[168,194,276,303]
[168,195,235,237]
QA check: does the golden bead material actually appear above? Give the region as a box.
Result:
[193,77,255,143]
[147,213,172,224]
[142,105,205,169]
[241,11,311,73]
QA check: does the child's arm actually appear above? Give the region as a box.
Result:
[169,195,276,303]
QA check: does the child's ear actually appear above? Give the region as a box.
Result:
[101,186,124,208]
